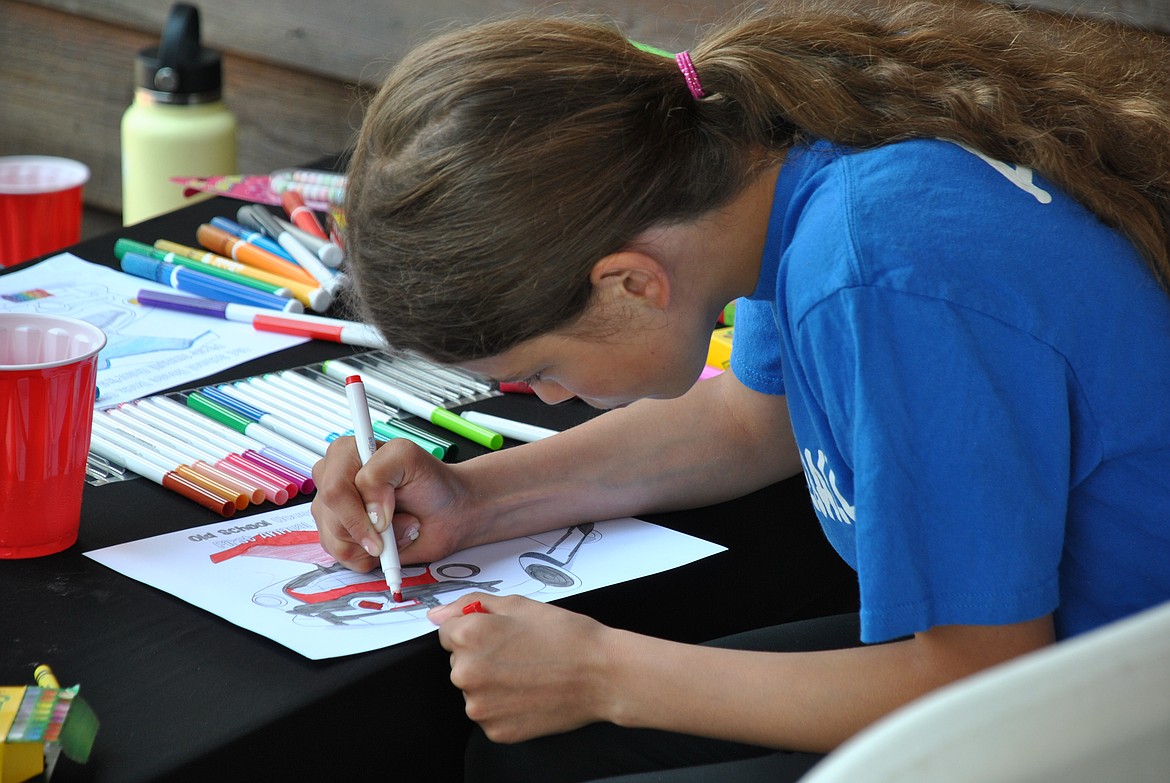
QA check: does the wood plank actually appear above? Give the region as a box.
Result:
[0,2,368,216]
[1019,0,1170,31]
[4,0,1165,219]
[14,0,744,84]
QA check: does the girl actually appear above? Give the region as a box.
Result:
[311,1,1170,780]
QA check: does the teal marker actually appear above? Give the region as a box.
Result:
[371,420,447,459]
[322,359,504,450]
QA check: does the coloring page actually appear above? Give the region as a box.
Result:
[0,253,304,406]
[85,505,726,659]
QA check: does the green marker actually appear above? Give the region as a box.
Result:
[186,390,252,433]
[114,237,291,298]
[322,359,504,450]
[186,390,325,458]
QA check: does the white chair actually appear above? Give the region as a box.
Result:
[801,600,1170,783]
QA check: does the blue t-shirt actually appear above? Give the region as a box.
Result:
[732,138,1170,643]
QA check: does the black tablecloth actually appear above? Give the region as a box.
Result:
[1,197,859,782]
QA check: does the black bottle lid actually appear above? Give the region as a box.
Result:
[133,3,223,104]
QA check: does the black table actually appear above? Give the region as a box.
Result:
[1,196,859,782]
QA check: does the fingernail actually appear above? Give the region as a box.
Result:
[397,521,420,547]
[362,537,380,557]
[366,503,386,532]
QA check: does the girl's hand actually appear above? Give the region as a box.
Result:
[432,594,616,743]
[310,436,476,571]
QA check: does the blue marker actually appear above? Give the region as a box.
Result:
[210,216,296,263]
[120,253,303,313]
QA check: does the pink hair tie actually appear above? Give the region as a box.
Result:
[674,50,706,100]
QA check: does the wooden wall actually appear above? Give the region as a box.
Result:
[2,0,1167,225]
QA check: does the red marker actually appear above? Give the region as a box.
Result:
[462,600,489,615]
[281,190,329,240]
[344,374,404,602]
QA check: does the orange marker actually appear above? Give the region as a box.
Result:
[88,430,236,517]
[281,190,328,240]
[462,600,489,615]
[184,225,319,287]
[192,225,333,310]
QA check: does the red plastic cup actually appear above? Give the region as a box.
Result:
[0,156,90,267]
[1,313,106,557]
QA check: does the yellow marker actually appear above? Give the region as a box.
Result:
[157,237,333,312]
[33,664,59,689]
[707,327,734,371]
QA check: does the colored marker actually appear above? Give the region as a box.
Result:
[135,289,384,347]
[131,390,301,493]
[252,312,383,347]
[459,410,558,442]
[210,215,295,261]
[32,664,60,689]
[346,359,446,406]
[97,410,252,509]
[150,235,315,292]
[109,404,268,505]
[281,189,329,240]
[229,379,346,440]
[362,351,493,399]
[269,167,348,207]
[115,400,292,503]
[271,370,448,458]
[188,220,318,288]
[281,369,452,457]
[345,374,403,602]
[275,216,344,268]
[239,205,342,296]
[462,600,488,615]
[156,413,294,502]
[323,359,503,449]
[192,225,332,310]
[249,374,356,435]
[190,388,331,457]
[157,390,320,470]
[499,381,536,394]
[372,419,452,458]
[167,230,333,311]
[120,252,303,312]
[141,397,315,489]
[114,238,294,300]
[88,428,235,517]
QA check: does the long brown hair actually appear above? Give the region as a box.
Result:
[345,0,1170,363]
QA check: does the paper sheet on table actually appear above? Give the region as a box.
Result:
[85,506,726,660]
[0,253,305,406]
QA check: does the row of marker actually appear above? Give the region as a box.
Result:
[85,351,570,516]
[116,194,344,316]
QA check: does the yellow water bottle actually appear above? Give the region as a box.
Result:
[120,3,237,225]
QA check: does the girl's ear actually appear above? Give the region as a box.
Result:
[589,250,671,311]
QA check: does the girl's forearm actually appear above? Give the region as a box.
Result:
[595,616,1055,752]
[456,372,801,545]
